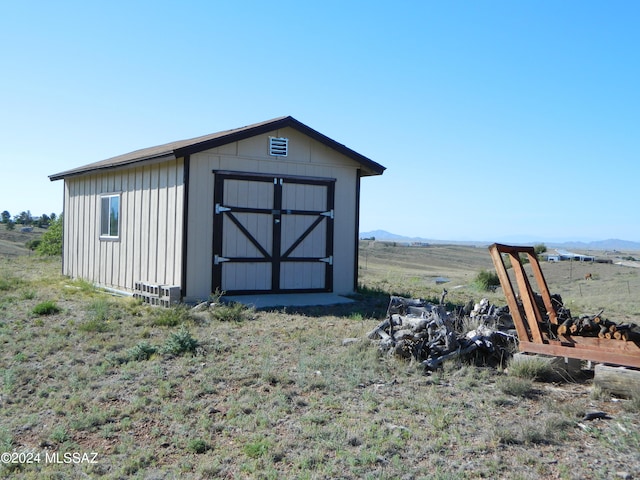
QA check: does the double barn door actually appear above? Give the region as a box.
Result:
[212,172,335,294]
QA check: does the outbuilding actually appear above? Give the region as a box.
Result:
[49,116,385,303]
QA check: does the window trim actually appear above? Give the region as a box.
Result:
[100,193,121,240]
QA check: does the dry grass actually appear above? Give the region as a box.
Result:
[1,239,640,478]
[359,241,640,322]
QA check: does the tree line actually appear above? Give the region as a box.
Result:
[1,210,58,230]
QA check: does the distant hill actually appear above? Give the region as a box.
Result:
[359,230,487,246]
[553,239,640,251]
[359,230,410,241]
[359,230,640,251]
[0,227,44,256]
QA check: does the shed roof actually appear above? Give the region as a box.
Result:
[49,116,385,181]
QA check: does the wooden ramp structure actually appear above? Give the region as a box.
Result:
[488,243,640,369]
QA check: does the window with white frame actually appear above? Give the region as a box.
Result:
[100,194,120,238]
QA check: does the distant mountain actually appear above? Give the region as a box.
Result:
[359,230,410,241]
[359,230,484,246]
[359,230,640,251]
[550,239,640,251]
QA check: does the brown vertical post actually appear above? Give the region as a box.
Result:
[505,249,544,344]
[488,244,531,343]
[526,251,558,324]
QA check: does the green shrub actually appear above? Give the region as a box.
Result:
[151,305,194,327]
[356,283,390,298]
[88,298,114,322]
[50,426,69,444]
[534,243,547,255]
[32,300,61,315]
[243,437,271,458]
[162,326,199,356]
[209,302,252,322]
[25,239,41,251]
[21,290,36,300]
[78,318,110,333]
[508,355,554,381]
[473,269,501,292]
[128,342,158,361]
[77,298,121,332]
[0,274,23,291]
[622,389,640,413]
[187,439,210,454]
[0,427,12,451]
[496,375,534,397]
[36,215,63,256]
[69,278,97,293]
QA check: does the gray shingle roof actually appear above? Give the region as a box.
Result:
[49,116,385,181]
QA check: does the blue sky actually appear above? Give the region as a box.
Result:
[1,1,638,242]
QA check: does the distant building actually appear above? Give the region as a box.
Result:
[554,249,595,262]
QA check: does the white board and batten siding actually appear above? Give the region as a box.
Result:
[280,181,328,290]
[62,159,184,292]
[220,178,274,291]
[185,127,362,301]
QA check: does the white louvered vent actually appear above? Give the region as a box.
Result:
[269,137,288,156]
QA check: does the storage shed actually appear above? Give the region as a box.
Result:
[49,116,385,303]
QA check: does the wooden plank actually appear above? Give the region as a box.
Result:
[509,251,544,344]
[125,169,136,290]
[519,341,640,369]
[165,159,179,286]
[133,167,143,286]
[148,165,159,283]
[488,245,531,342]
[140,166,151,283]
[594,364,640,398]
[544,334,640,353]
[526,250,558,324]
[68,180,79,279]
[157,164,168,284]
[87,176,97,283]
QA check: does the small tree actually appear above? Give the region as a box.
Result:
[14,211,33,225]
[26,239,41,251]
[36,215,63,256]
[473,269,501,292]
[6,220,15,231]
[534,243,547,255]
[36,214,51,228]
[1,211,10,224]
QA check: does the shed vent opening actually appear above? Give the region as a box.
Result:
[269,137,288,157]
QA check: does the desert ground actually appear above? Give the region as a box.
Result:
[1,231,639,479]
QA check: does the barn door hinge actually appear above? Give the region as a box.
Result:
[215,204,231,214]
[321,209,334,219]
[319,256,333,265]
[214,255,230,265]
